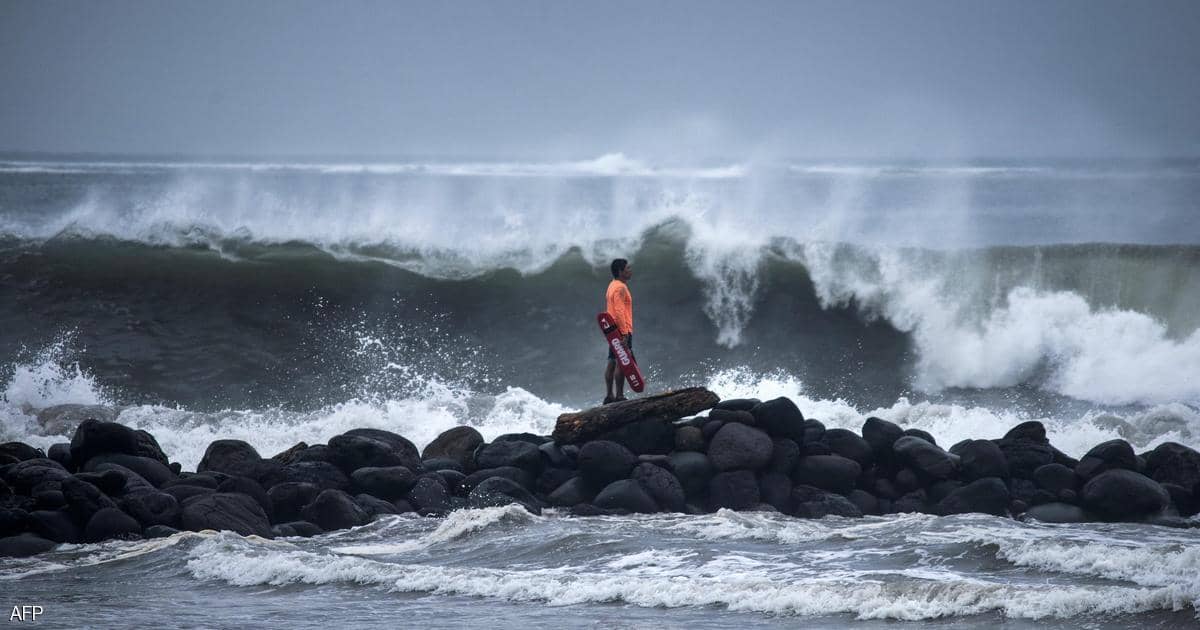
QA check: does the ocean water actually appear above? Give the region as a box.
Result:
[1,155,1198,626]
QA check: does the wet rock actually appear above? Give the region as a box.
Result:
[707,423,773,471]
[892,489,929,513]
[268,482,320,523]
[350,466,417,500]
[197,440,264,479]
[259,461,351,492]
[750,397,806,443]
[759,472,794,513]
[846,489,880,516]
[955,440,1009,481]
[421,426,485,468]
[714,398,759,412]
[85,507,142,542]
[674,426,706,452]
[475,440,542,473]
[183,492,274,537]
[467,477,541,514]
[144,525,181,539]
[861,417,904,460]
[0,507,30,537]
[47,443,73,470]
[936,477,1009,516]
[548,476,593,507]
[300,489,368,531]
[328,434,411,474]
[996,439,1055,479]
[927,479,963,503]
[1004,421,1047,443]
[893,437,958,481]
[599,417,676,455]
[274,521,323,537]
[119,489,180,527]
[769,438,800,475]
[462,466,535,492]
[536,467,577,496]
[824,429,873,468]
[802,442,831,456]
[61,477,118,522]
[1161,483,1197,517]
[1074,439,1137,481]
[802,419,826,444]
[421,457,463,473]
[700,419,724,441]
[493,433,551,446]
[631,463,685,512]
[0,533,58,557]
[894,468,921,493]
[1144,442,1200,490]
[902,429,936,446]
[84,454,174,488]
[791,485,863,518]
[594,479,658,513]
[1033,463,1077,494]
[708,470,759,511]
[577,441,637,490]
[216,477,272,521]
[405,476,450,516]
[5,458,70,494]
[1081,469,1169,521]
[435,469,467,494]
[0,442,43,462]
[354,493,399,518]
[708,408,756,426]
[164,484,213,504]
[70,419,141,467]
[793,455,861,495]
[538,442,571,468]
[33,489,65,509]
[27,509,81,543]
[668,451,714,500]
[1022,502,1089,523]
[343,429,421,468]
[133,430,170,466]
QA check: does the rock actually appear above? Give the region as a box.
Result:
[0,533,58,557]
[538,442,570,468]
[631,463,685,512]
[936,477,1009,516]
[1022,502,1089,523]
[421,457,463,473]
[33,489,65,509]
[759,472,793,513]
[901,429,936,446]
[119,490,180,527]
[84,454,174,488]
[268,482,321,522]
[1033,463,1077,494]
[714,398,759,412]
[70,419,140,467]
[439,469,468,494]
[1081,469,1169,521]
[467,477,541,514]
[350,466,416,500]
[492,433,551,446]
[1162,483,1197,517]
[669,451,714,500]
[47,443,73,469]
[846,489,880,516]
[342,429,421,468]
[327,434,411,474]
[769,438,800,475]
[144,525,181,539]
[259,461,351,492]
[955,440,1009,481]
[823,429,874,467]
[0,508,30,537]
[707,423,773,471]
[421,426,485,467]
[600,417,677,455]
[708,408,756,426]
[894,467,921,493]
[275,521,323,537]
[132,430,170,466]
[89,463,157,495]
[1004,421,1047,443]
[997,439,1055,479]
[792,455,862,495]
[536,467,577,495]
[594,479,659,513]
[300,489,368,531]
[577,441,637,490]
[61,477,118,522]
[750,397,806,442]
[475,440,542,473]
[197,440,264,479]
[217,477,272,521]
[269,442,309,465]
[0,442,43,462]
[84,507,141,541]
[674,426,705,452]
[802,442,831,456]
[354,493,400,519]
[163,484,214,504]
[708,470,759,511]
[182,492,274,537]
[27,509,81,543]
[1074,439,1138,481]
[168,473,219,489]
[873,477,899,500]
[701,419,724,441]
[791,485,863,518]
[892,489,929,513]
[5,458,70,494]
[462,466,535,492]
[861,417,904,460]
[893,436,958,481]
[548,477,592,507]
[405,477,450,515]
[927,479,963,503]
[291,444,335,465]
[802,419,826,444]
[1145,442,1200,490]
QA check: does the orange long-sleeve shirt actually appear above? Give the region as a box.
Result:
[606,279,633,335]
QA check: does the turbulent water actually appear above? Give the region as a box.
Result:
[2,155,1199,626]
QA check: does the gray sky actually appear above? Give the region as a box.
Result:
[2,0,1199,160]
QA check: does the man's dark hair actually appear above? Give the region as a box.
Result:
[611,258,628,279]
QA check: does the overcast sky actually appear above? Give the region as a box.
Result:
[2,0,1198,161]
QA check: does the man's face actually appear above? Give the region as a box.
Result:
[621,264,633,281]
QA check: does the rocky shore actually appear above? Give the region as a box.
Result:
[3,387,1199,557]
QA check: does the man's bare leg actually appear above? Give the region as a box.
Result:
[605,359,617,401]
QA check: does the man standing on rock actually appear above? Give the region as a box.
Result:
[604,258,634,404]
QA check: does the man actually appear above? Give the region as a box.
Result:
[604,258,634,404]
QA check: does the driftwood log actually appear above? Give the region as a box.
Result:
[552,387,720,444]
